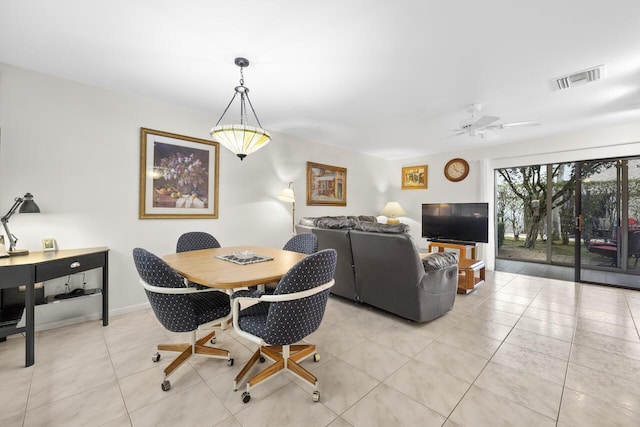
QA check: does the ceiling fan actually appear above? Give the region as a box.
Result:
[454,104,542,140]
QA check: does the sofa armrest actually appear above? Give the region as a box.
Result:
[422,252,458,271]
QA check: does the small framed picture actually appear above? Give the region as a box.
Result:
[42,238,57,252]
[402,165,428,190]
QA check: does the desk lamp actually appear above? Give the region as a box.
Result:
[1,192,40,255]
[380,201,406,225]
[278,182,296,235]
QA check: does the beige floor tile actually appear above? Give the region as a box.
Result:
[188,336,253,381]
[570,343,640,384]
[309,358,379,415]
[214,416,242,427]
[129,381,231,427]
[491,343,567,385]
[339,307,400,339]
[489,292,535,306]
[119,360,203,413]
[573,328,640,360]
[449,385,556,427]
[474,361,563,419]
[233,382,338,427]
[565,363,640,414]
[326,417,353,427]
[515,315,575,342]
[23,381,127,427]
[342,383,445,427]
[306,325,365,358]
[576,317,640,342]
[479,298,529,316]
[457,317,513,341]
[505,328,572,360]
[578,307,636,327]
[384,359,471,417]
[371,323,434,357]
[523,306,577,328]
[28,354,117,411]
[339,339,409,381]
[558,388,640,427]
[529,299,579,316]
[435,326,502,359]
[468,305,522,327]
[414,341,489,384]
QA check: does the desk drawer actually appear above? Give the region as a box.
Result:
[36,253,105,282]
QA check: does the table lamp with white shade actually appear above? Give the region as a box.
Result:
[380,201,406,224]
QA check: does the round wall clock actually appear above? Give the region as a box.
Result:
[444,158,470,182]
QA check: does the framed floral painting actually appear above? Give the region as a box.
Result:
[401,165,428,190]
[139,128,219,218]
[306,162,347,206]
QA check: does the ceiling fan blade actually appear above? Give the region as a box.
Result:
[486,119,542,130]
[469,115,500,130]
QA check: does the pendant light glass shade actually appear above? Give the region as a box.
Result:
[210,57,271,161]
[210,124,271,161]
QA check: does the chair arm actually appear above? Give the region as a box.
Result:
[251,279,335,302]
[139,278,222,295]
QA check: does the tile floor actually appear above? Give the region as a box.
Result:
[1,270,640,426]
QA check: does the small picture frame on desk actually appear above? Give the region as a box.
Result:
[42,238,57,252]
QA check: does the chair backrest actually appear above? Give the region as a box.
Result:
[283,233,318,254]
[264,249,337,345]
[132,248,198,332]
[176,232,221,253]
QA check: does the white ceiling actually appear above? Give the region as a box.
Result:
[2,0,640,159]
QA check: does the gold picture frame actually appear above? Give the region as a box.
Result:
[139,128,219,219]
[402,165,428,190]
[306,162,347,206]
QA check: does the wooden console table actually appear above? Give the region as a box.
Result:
[427,241,476,261]
[0,247,109,366]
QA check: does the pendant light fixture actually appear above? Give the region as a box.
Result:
[210,57,271,161]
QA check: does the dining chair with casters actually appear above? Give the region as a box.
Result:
[176,231,221,252]
[282,233,318,255]
[132,248,234,392]
[231,248,337,403]
[176,231,221,289]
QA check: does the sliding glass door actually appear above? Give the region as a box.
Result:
[496,156,640,289]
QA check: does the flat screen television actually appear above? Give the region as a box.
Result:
[422,203,489,243]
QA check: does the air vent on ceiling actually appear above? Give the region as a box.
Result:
[551,65,605,91]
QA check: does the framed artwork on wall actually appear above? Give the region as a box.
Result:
[306,162,347,206]
[139,128,219,219]
[401,165,428,190]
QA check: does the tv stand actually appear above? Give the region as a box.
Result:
[427,240,476,261]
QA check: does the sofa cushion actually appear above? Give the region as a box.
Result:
[422,252,459,271]
[354,221,410,234]
[358,215,378,223]
[299,217,317,227]
[315,217,357,229]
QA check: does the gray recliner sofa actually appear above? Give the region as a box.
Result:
[300,217,458,322]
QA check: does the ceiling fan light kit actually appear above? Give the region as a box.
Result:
[454,103,542,139]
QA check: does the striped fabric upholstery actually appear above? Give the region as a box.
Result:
[237,249,337,345]
[132,248,230,333]
[283,233,318,254]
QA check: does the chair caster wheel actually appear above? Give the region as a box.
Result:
[227,358,234,367]
[161,380,171,392]
[242,392,251,403]
[313,391,320,402]
[259,356,266,363]
[210,337,216,345]
[152,353,161,362]
[314,353,320,362]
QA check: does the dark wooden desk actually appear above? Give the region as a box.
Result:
[0,247,109,366]
[163,246,306,289]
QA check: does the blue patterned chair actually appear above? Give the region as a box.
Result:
[132,248,233,392]
[282,233,318,254]
[231,249,337,403]
[176,231,221,288]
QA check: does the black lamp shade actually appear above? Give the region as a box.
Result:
[18,193,40,213]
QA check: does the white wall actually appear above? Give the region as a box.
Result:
[0,63,386,321]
